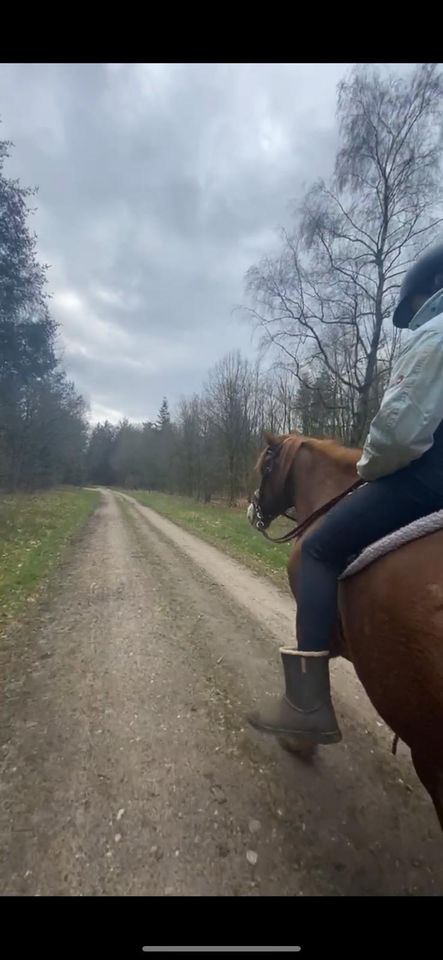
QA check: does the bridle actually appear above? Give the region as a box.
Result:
[252,444,364,545]
[252,446,296,541]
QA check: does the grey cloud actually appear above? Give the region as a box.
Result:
[0,62,351,422]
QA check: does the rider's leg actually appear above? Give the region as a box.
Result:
[296,473,442,652]
[248,472,443,743]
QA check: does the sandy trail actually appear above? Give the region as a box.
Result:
[0,489,441,896]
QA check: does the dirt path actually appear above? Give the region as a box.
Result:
[1,489,441,896]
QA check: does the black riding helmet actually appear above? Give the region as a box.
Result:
[393,239,443,329]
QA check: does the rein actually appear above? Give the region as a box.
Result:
[259,478,365,544]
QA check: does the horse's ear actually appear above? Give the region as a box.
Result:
[263,431,280,449]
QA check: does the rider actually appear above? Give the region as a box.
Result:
[248,240,443,746]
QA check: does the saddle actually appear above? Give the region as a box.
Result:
[340,509,443,580]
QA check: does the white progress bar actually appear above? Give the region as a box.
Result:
[142,949,301,954]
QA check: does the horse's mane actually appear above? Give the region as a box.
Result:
[257,433,361,474]
[306,437,362,467]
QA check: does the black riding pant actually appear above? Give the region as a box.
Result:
[297,471,443,652]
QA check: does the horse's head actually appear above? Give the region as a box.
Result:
[247,431,304,531]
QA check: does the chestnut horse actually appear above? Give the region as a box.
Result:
[254,430,443,830]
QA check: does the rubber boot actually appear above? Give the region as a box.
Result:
[247,648,342,745]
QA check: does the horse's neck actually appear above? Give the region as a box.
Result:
[292,444,359,524]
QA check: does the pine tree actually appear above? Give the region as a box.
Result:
[157,397,171,430]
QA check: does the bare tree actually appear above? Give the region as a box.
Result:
[246,63,443,444]
[203,352,257,505]
[176,394,213,500]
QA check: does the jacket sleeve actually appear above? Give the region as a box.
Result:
[357,332,443,482]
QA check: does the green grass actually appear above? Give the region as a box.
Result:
[0,487,100,630]
[125,490,293,588]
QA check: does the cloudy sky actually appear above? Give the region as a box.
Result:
[0,62,352,423]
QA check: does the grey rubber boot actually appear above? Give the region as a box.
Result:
[247,648,342,745]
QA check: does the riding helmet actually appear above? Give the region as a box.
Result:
[393,239,443,329]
